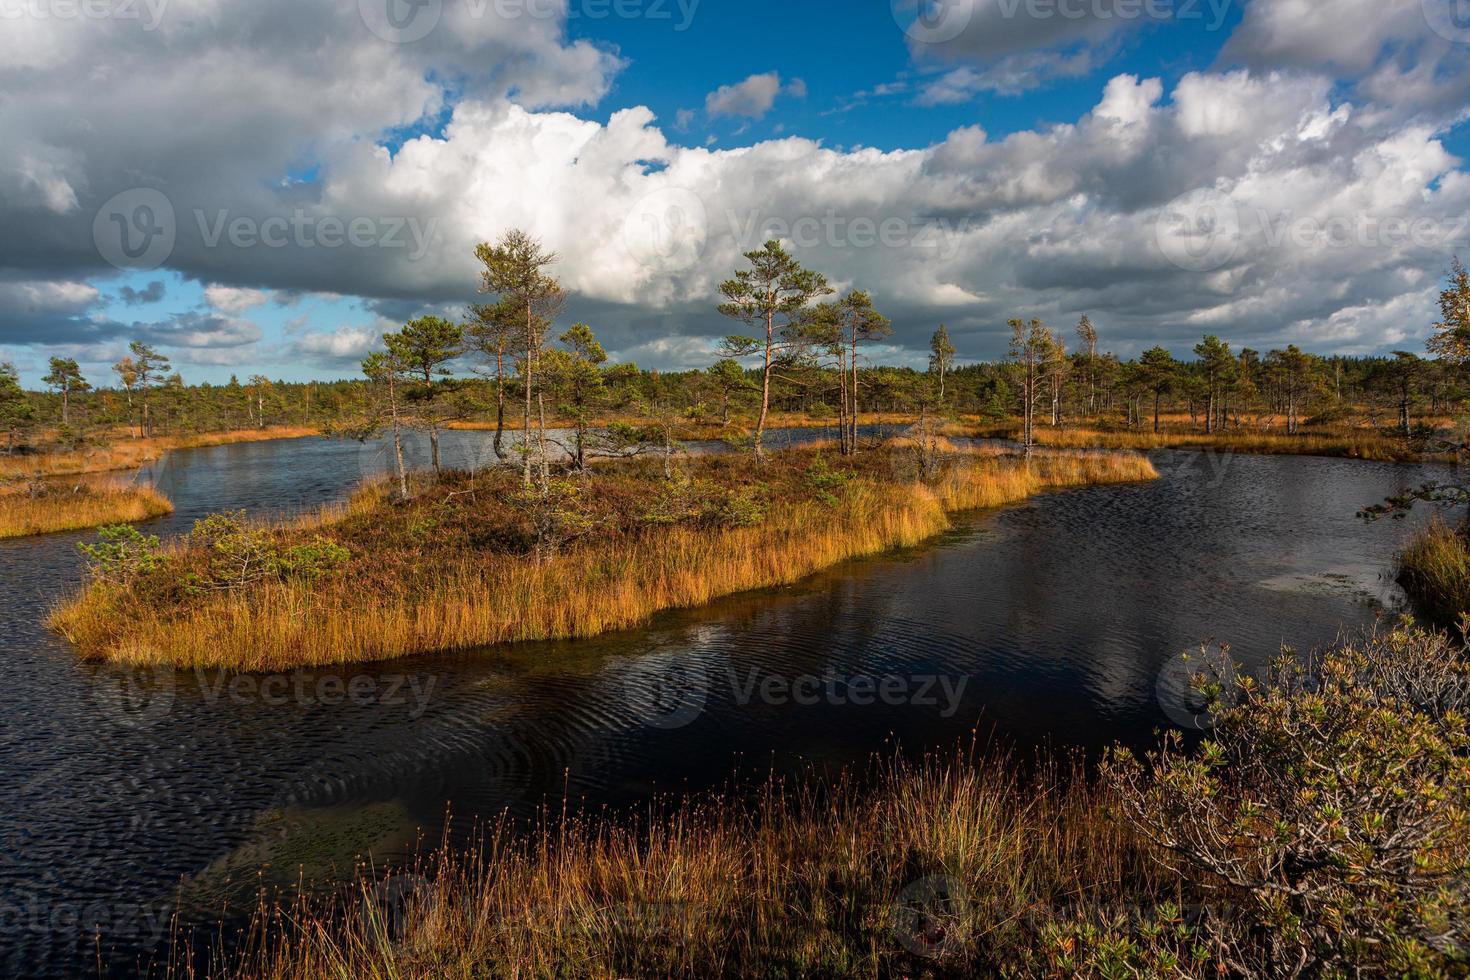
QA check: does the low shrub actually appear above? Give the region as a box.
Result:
[1106,621,1470,977]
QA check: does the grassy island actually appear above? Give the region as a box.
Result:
[972,419,1435,462]
[51,444,1155,670]
[0,425,321,481]
[0,481,172,539]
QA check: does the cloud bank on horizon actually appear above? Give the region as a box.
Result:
[1,0,1469,385]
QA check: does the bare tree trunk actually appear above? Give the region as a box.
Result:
[388,372,408,501]
[836,345,849,455]
[537,392,549,489]
[850,335,860,455]
[493,351,508,462]
[523,302,535,487]
[754,308,773,462]
[424,368,441,476]
[1021,361,1036,457]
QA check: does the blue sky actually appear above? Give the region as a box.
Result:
[584,0,1243,149]
[3,0,1470,387]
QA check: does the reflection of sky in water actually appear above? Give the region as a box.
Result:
[0,432,1456,976]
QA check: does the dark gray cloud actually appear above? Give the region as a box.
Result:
[119,281,167,306]
[1,0,1468,379]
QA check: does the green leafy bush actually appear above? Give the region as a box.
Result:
[804,457,852,507]
[640,475,768,529]
[1026,903,1217,979]
[78,524,168,586]
[183,511,350,592]
[512,479,595,559]
[1106,621,1470,977]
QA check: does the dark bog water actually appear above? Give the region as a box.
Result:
[0,430,1451,976]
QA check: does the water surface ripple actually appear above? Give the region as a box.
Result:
[0,430,1448,975]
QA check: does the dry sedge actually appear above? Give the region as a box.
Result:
[1398,519,1470,623]
[972,422,1427,462]
[0,483,173,539]
[0,426,320,480]
[51,446,1156,670]
[173,751,1173,980]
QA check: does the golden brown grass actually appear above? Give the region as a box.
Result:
[0,482,173,539]
[973,422,1427,461]
[0,426,320,480]
[1398,520,1470,624]
[170,750,1177,979]
[51,446,1156,670]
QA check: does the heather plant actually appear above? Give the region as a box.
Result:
[1106,621,1470,977]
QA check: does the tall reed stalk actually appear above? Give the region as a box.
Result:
[169,750,1173,979]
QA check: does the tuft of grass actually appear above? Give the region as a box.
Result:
[50,446,1156,670]
[1398,520,1470,623]
[167,750,1180,980]
[0,482,173,539]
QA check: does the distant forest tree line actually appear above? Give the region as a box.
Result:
[2,253,1468,458]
